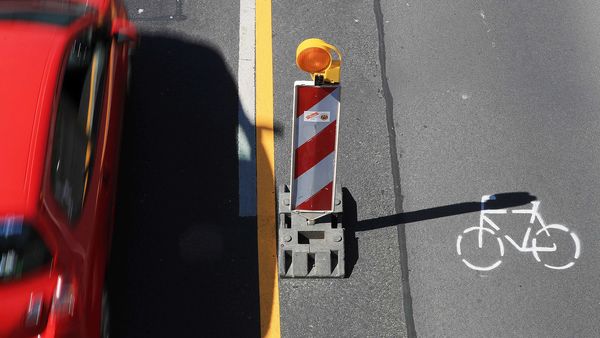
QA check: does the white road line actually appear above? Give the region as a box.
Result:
[238,0,256,216]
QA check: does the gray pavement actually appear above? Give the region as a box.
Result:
[111,1,262,337]
[111,0,600,337]
[273,1,405,337]
[380,0,600,337]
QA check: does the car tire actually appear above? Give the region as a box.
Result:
[100,289,110,338]
[126,51,132,95]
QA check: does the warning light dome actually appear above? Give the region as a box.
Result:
[297,47,332,73]
[295,38,342,84]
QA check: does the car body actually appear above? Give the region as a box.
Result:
[0,0,136,337]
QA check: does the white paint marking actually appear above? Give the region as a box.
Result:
[462,259,502,271]
[531,238,541,262]
[545,262,575,270]
[481,214,502,230]
[572,233,581,259]
[137,8,144,14]
[458,197,581,272]
[237,0,257,216]
[498,237,504,256]
[461,94,469,100]
[535,223,568,236]
[464,226,494,235]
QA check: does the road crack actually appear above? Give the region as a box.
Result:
[374,1,416,337]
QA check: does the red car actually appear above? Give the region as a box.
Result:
[0,1,136,337]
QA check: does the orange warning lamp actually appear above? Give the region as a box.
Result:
[296,38,341,84]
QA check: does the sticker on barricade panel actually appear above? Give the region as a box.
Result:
[304,111,330,122]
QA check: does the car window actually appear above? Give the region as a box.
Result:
[51,30,108,223]
[0,11,81,26]
[0,1,89,26]
[0,217,52,282]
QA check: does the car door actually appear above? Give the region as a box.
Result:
[40,6,133,335]
[49,27,109,235]
[43,22,113,326]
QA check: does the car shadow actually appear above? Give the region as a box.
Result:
[108,34,261,338]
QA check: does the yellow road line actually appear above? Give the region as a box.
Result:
[256,0,281,337]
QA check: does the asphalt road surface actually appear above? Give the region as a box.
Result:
[110,1,600,337]
[109,1,260,337]
[380,1,600,336]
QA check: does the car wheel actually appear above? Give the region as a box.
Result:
[100,290,110,338]
[126,51,132,95]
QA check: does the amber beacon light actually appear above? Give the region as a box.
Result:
[296,38,342,85]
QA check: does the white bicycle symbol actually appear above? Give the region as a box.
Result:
[456,195,581,271]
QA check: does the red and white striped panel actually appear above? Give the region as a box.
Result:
[290,81,341,212]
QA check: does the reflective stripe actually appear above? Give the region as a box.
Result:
[292,152,335,208]
[293,121,336,179]
[295,88,340,147]
[295,86,336,118]
[297,182,333,210]
[291,84,340,212]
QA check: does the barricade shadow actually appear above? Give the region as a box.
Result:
[354,192,537,231]
[108,34,263,338]
[342,188,359,277]
[342,192,535,276]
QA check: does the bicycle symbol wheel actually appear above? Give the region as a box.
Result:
[531,224,581,270]
[457,227,505,271]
